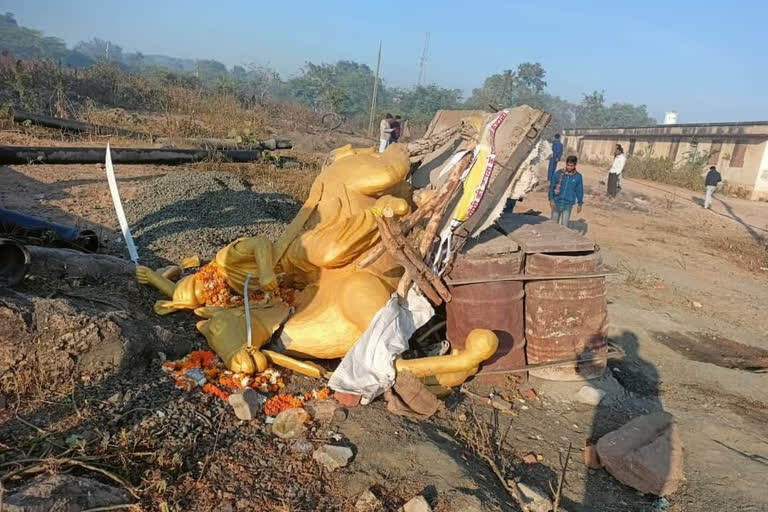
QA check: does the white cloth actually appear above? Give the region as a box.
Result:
[609,153,626,175]
[378,138,389,153]
[328,289,434,404]
[704,185,716,208]
[510,166,539,200]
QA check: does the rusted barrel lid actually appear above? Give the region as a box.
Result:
[0,238,30,287]
[448,228,523,281]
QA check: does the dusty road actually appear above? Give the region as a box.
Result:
[512,163,768,509]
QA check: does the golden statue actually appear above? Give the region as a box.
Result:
[137,142,499,385]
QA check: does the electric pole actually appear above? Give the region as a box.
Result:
[367,41,382,140]
[417,32,430,86]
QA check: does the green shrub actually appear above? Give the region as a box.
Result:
[623,148,709,190]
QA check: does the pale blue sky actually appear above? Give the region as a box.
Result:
[3,0,765,123]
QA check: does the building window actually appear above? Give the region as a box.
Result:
[731,140,748,167]
[708,140,722,165]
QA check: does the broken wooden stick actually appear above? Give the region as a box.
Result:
[553,442,572,512]
[375,211,442,304]
[359,148,475,270]
[417,150,475,258]
[383,212,450,302]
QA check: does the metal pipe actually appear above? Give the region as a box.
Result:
[0,146,263,165]
[155,137,293,150]
[12,110,148,138]
[478,343,626,375]
[0,238,30,287]
[0,208,98,251]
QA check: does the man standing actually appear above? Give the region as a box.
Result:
[379,113,394,152]
[704,165,722,209]
[547,133,564,182]
[549,155,583,227]
[389,115,402,143]
[607,144,626,197]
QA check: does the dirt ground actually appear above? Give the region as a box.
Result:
[0,127,767,511]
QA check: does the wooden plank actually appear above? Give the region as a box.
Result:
[462,226,519,257]
[495,213,595,254]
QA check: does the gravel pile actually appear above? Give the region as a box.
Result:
[122,170,301,267]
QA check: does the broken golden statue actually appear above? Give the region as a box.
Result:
[137,142,497,385]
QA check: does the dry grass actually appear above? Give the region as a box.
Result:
[706,233,768,273]
[80,86,268,141]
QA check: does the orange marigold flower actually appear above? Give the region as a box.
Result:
[202,383,229,400]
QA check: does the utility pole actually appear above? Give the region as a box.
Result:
[417,32,430,86]
[367,41,382,140]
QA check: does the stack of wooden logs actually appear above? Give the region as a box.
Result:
[361,149,476,305]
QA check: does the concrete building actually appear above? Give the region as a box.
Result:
[563,121,768,200]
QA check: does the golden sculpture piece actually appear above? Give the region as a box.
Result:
[137,130,507,387]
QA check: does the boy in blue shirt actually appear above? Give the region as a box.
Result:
[548,155,584,227]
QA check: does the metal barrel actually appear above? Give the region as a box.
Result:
[0,238,30,287]
[524,249,608,381]
[446,232,526,376]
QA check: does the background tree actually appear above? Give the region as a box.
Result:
[575,90,655,127]
[74,38,123,62]
[387,84,462,124]
[0,12,70,60]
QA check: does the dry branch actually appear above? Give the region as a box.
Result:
[359,148,475,270]
[375,214,441,304]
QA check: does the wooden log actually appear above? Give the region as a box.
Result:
[383,214,451,303]
[375,214,441,305]
[358,148,475,269]
[417,150,475,257]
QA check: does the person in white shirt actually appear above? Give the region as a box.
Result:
[378,113,394,152]
[607,144,626,197]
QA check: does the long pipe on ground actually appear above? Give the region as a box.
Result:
[0,208,99,251]
[155,137,293,151]
[0,146,263,165]
[0,238,30,287]
[12,110,148,138]
[12,111,294,150]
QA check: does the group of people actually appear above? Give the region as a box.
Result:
[544,136,629,227]
[542,133,724,227]
[378,113,406,152]
[545,133,584,227]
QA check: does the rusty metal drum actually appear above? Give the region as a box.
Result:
[524,249,607,381]
[446,230,526,374]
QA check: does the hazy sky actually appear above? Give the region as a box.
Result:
[4,0,766,123]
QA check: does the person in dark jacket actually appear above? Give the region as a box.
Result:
[704,166,722,209]
[389,115,402,142]
[547,133,564,182]
[548,155,584,227]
